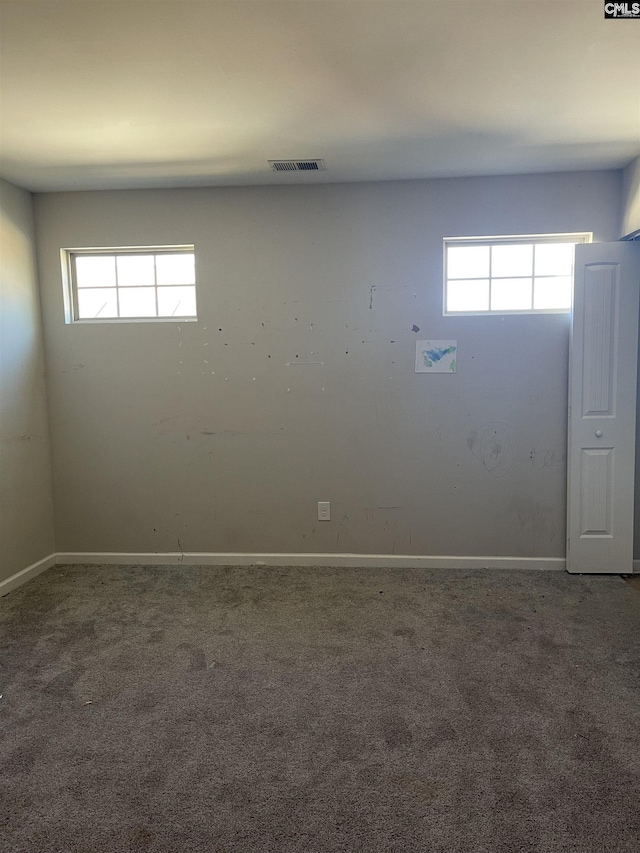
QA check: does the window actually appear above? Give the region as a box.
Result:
[63,246,197,322]
[443,233,591,315]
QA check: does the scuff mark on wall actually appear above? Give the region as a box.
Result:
[468,423,515,478]
[529,448,564,469]
[507,496,558,549]
[201,429,247,436]
[199,428,284,437]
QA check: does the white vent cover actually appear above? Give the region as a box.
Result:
[268,159,326,172]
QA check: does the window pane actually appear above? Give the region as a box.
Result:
[447,246,490,279]
[77,288,118,319]
[491,278,532,311]
[157,285,197,317]
[534,243,574,277]
[118,287,157,317]
[156,253,195,285]
[533,276,572,310]
[117,254,155,286]
[75,255,116,288]
[447,279,489,312]
[491,244,533,278]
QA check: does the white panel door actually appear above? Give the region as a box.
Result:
[567,242,640,574]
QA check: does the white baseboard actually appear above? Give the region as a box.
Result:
[55,552,566,571]
[0,551,569,597]
[0,553,57,597]
[5,551,639,597]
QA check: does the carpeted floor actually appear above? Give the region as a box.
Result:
[1,564,639,853]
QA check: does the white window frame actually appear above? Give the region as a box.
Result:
[61,245,197,324]
[443,233,592,316]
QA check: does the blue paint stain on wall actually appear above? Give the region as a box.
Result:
[415,339,457,373]
[423,345,456,367]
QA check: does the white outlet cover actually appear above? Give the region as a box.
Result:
[318,501,331,521]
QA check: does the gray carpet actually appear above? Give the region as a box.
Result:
[1,564,639,853]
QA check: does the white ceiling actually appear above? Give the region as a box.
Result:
[1,0,639,192]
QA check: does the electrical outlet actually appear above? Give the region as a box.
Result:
[318,501,331,521]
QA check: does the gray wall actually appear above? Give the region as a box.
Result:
[0,179,55,581]
[621,156,640,238]
[34,171,621,558]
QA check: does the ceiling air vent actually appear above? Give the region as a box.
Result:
[269,159,326,172]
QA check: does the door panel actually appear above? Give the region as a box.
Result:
[567,242,640,574]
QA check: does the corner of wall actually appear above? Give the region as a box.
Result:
[621,156,640,239]
[0,178,56,584]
